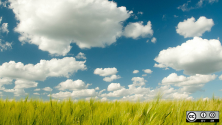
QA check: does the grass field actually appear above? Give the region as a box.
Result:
[0,93,221,125]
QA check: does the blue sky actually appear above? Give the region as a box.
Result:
[0,0,221,102]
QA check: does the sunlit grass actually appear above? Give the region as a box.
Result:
[0,93,221,125]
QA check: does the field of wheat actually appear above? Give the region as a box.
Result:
[0,94,221,125]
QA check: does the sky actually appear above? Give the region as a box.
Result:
[0,0,221,102]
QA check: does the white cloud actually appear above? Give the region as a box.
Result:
[103,75,121,82]
[154,63,169,70]
[49,89,97,99]
[34,88,40,91]
[55,79,90,91]
[0,57,86,81]
[154,37,222,75]
[0,77,13,90]
[133,70,139,74]
[142,74,147,77]
[123,21,153,39]
[177,1,193,11]
[43,87,52,91]
[178,0,218,11]
[8,0,132,56]
[151,37,156,43]
[219,75,222,80]
[4,88,27,96]
[128,77,147,89]
[143,69,153,74]
[107,83,124,91]
[0,17,2,24]
[203,97,210,101]
[75,52,86,60]
[137,11,143,15]
[146,40,149,43]
[94,67,118,76]
[1,23,9,34]
[33,92,40,95]
[95,87,99,90]
[176,16,214,38]
[14,79,38,89]
[0,40,12,52]
[162,73,216,93]
[101,97,108,101]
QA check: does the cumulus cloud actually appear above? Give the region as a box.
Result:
[95,87,99,90]
[33,92,40,95]
[1,23,9,34]
[14,79,38,89]
[0,17,2,24]
[0,39,12,52]
[219,75,222,80]
[123,21,153,39]
[8,0,132,56]
[143,69,153,74]
[203,97,210,101]
[0,57,86,81]
[94,67,118,76]
[55,79,91,91]
[43,87,52,91]
[137,11,143,15]
[133,70,139,74]
[103,75,121,82]
[49,89,97,99]
[75,52,86,60]
[151,37,156,43]
[34,88,40,91]
[176,16,214,38]
[0,77,13,90]
[107,83,124,91]
[162,73,216,93]
[154,37,222,75]
[154,63,169,70]
[4,88,27,96]
[128,77,147,89]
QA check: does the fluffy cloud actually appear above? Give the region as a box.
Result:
[34,88,40,91]
[219,75,222,80]
[162,73,216,93]
[8,0,132,56]
[14,79,38,89]
[128,77,147,89]
[176,16,214,38]
[55,79,91,91]
[123,21,153,39]
[33,93,40,95]
[143,69,153,74]
[1,23,9,34]
[154,63,169,70]
[94,67,118,76]
[0,17,2,24]
[4,88,27,96]
[154,37,222,75]
[49,89,97,99]
[75,52,86,60]
[151,37,156,43]
[43,87,52,91]
[133,70,139,74]
[0,39,12,52]
[0,77,13,90]
[107,83,124,91]
[0,57,86,81]
[103,75,121,82]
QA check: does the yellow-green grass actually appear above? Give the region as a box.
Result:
[0,93,221,125]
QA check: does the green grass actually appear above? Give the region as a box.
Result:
[0,93,221,125]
